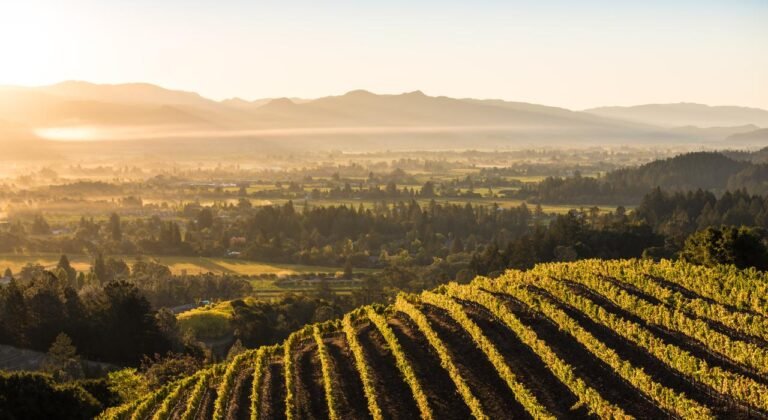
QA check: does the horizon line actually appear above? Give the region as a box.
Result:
[1,79,766,112]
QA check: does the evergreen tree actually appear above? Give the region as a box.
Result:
[57,255,77,286]
[93,253,108,284]
[42,333,83,382]
[109,213,122,241]
[197,208,214,229]
[681,225,768,269]
[31,214,51,235]
[76,272,86,289]
[0,279,27,345]
[343,259,353,279]
[315,278,335,301]
[420,181,435,198]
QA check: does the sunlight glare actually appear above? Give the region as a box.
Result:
[34,126,100,141]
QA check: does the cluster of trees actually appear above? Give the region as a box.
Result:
[468,187,768,276]
[244,179,493,201]
[633,188,768,255]
[635,188,768,231]
[229,294,342,348]
[236,200,534,266]
[0,371,110,419]
[0,272,177,365]
[514,152,768,204]
[13,256,252,310]
[1,200,534,267]
[88,256,252,308]
[680,226,768,270]
[468,209,661,275]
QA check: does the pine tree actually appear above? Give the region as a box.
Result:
[43,333,83,382]
[109,212,122,241]
[343,259,353,279]
[93,253,108,284]
[1,279,27,345]
[57,255,77,285]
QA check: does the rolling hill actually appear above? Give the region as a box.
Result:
[2,82,766,150]
[2,82,767,152]
[727,128,768,146]
[604,151,750,191]
[40,81,217,108]
[101,259,768,419]
[0,85,221,129]
[517,151,768,204]
[585,103,768,128]
[1,83,653,132]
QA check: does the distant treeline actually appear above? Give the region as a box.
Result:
[0,200,536,267]
[472,187,768,275]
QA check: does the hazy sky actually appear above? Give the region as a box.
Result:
[0,0,766,109]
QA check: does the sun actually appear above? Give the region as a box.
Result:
[0,2,72,86]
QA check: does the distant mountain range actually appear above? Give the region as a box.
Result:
[0,81,766,152]
[585,103,768,128]
[727,128,768,145]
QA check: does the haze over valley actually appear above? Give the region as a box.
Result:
[1,81,767,161]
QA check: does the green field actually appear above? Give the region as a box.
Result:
[0,254,373,277]
[176,300,240,340]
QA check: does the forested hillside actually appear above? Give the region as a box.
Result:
[101,259,768,420]
[516,152,768,204]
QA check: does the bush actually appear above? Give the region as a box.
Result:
[0,371,102,419]
[76,378,121,409]
[680,226,768,269]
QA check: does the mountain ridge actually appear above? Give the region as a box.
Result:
[1,81,767,147]
[585,103,768,128]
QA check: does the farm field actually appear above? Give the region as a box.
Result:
[103,259,768,419]
[268,197,622,215]
[5,195,624,222]
[0,253,374,277]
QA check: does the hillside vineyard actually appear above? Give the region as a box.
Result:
[101,260,768,420]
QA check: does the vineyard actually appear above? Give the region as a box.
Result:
[101,259,768,419]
